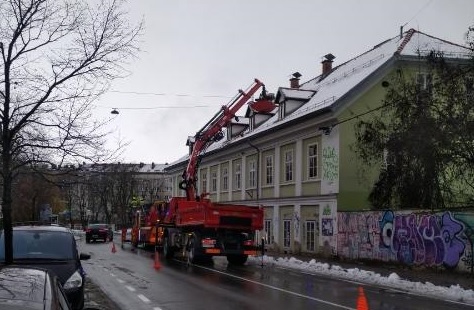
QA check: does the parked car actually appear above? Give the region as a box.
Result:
[85,224,113,243]
[0,225,91,310]
[0,265,72,310]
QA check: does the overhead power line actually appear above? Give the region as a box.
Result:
[109,90,232,99]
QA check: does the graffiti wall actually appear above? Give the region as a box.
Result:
[320,201,338,255]
[337,210,474,273]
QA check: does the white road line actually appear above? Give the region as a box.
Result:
[153,307,163,310]
[116,278,125,284]
[196,265,356,310]
[137,294,151,303]
[125,285,136,292]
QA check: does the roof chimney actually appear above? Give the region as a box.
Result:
[321,53,335,75]
[289,72,301,88]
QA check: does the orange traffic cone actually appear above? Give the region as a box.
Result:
[111,242,117,254]
[356,286,369,310]
[153,248,161,270]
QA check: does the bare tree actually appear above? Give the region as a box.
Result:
[0,0,142,263]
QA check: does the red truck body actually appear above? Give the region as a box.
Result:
[167,196,264,230]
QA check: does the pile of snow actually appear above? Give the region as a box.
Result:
[247,255,474,304]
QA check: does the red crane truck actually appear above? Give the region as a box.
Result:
[158,79,272,265]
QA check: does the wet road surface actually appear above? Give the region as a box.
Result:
[80,240,474,310]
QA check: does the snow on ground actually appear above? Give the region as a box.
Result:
[247,255,474,305]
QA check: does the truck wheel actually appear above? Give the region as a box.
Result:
[163,237,174,259]
[227,255,248,266]
[187,238,198,265]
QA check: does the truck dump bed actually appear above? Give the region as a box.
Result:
[168,197,263,231]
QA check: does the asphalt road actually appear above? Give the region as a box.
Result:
[79,240,474,310]
[84,277,121,310]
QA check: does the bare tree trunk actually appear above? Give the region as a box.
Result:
[2,153,14,264]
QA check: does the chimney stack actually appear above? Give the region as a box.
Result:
[289,72,302,88]
[321,53,335,75]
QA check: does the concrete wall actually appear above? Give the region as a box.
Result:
[337,210,474,273]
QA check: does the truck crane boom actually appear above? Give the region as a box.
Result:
[179,78,269,201]
[149,78,271,266]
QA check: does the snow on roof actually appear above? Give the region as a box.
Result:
[399,29,470,58]
[278,88,315,100]
[169,29,471,166]
[137,163,167,173]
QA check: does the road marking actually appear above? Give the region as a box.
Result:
[116,279,125,284]
[153,308,163,310]
[196,264,355,310]
[137,294,151,303]
[125,285,136,292]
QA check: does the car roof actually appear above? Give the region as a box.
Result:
[12,225,71,233]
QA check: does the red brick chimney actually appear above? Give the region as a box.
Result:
[321,53,335,75]
[289,72,301,88]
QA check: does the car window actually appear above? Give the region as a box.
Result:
[88,224,108,229]
[0,230,75,260]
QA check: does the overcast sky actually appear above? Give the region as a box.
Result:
[92,0,474,165]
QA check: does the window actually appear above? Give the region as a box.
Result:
[308,144,318,179]
[283,220,291,248]
[222,167,228,191]
[305,220,317,252]
[211,171,217,192]
[234,163,241,190]
[201,171,207,193]
[265,155,273,185]
[278,103,286,120]
[264,219,273,245]
[284,150,293,182]
[248,159,256,188]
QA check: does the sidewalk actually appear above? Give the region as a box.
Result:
[265,251,474,291]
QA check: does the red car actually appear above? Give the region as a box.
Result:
[85,224,113,243]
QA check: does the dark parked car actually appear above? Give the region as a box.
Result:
[0,225,91,310]
[85,224,113,243]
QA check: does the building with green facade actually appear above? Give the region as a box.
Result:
[165,29,471,256]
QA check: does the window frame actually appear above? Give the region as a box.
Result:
[248,159,256,188]
[234,162,241,190]
[201,171,207,193]
[264,155,274,185]
[307,143,318,180]
[305,220,317,252]
[210,171,217,192]
[264,219,273,245]
[284,149,294,182]
[222,167,228,191]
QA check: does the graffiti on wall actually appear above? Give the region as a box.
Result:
[337,212,390,260]
[322,219,334,236]
[322,146,339,182]
[337,210,473,272]
[293,211,300,240]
